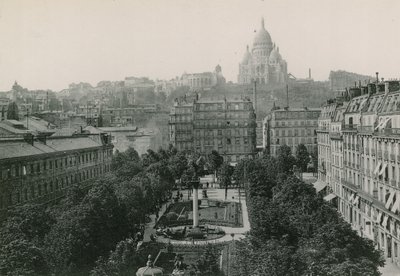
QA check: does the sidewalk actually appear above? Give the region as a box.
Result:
[380,259,400,276]
[143,193,174,242]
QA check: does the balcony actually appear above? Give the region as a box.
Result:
[377,150,383,159]
[357,125,374,133]
[344,124,357,131]
[343,179,358,190]
[371,148,376,156]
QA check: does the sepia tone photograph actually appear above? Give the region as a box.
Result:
[1,0,400,275]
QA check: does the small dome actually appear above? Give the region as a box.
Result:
[136,266,163,276]
[241,45,252,64]
[269,47,282,62]
[253,18,272,46]
[136,255,163,276]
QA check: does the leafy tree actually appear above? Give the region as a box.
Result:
[90,239,141,276]
[207,150,224,183]
[219,162,234,200]
[6,101,19,120]
[0,239,50,276]
[295,144,310,172]
[48,98,61,111]
[196,244,221,275]
[44,179,129,274]
[169,151,188,181]
[111,147,143,180]
[277,144,296,174]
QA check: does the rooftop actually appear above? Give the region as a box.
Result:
[0,135,109,160]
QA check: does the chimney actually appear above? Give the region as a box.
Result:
[286,84,289,108]
[309,68,311,79]
[376,72,379,83]
[23,133,34,146]
[253,80,257,114]
[385,82,389,94]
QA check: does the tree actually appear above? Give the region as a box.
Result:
[219,162,234,200]
[295,144,310,172]
[207,150,224,183]
[0,239,50,276]
[6,102,19,120]
[196,244,221,275]
[90,239,141,276]
[277,145,296,174]
[48,98,61,111]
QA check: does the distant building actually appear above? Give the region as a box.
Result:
[124,77,155,92]
[169,97,256,164]
[329,70,373,92]
[102,104,160,126]
[263,107,320,156]
[0,133,113,220]
[238,18,288,85]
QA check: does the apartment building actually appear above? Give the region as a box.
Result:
[0,133,113,220]
[263,107,320,157]
[317,80,400,267]
[169,97,256,163]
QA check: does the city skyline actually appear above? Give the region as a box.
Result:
[1,0,400,91]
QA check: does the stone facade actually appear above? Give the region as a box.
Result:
[169,98,256,164]
[0,133,113,220]
[263,107,320,157]
[317,80,400,268]
[238,18,288,85]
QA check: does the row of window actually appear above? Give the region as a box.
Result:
[272,137,317,145]
[0,164,111,209]
[274,119,318,127]
[194,137,250,146]
[273,128,316,137]
[1,149,112,180]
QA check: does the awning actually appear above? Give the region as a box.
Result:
[349,193,355,202]
[382,215,389,228]
[377,212,382,223]
[391,196,400,213]
[373,162,382,175]
[324,193,337,201]
[313,180,327,193]
[385,191,395,209]
[379,163,387,176]
[353,196,360,206]
[382,117,392,129]
[375,118,385,130]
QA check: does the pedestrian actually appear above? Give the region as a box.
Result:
[206,182,209,188]
[180,193,183,201]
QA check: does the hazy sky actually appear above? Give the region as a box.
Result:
[1,0,400,91]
